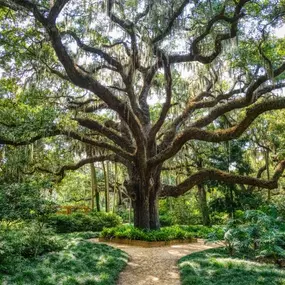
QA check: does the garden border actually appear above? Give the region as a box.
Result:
[98,237,198,247]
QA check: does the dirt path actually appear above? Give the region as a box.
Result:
[91,239,220,285]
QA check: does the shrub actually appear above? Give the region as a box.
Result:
[207,209,285,263]
[180,225,224,240]
[90,211,123,228]
[159,214,174,226]
[0,224,64,274]
[48,211,122,233]
[100,225,195,241]
[210,211,229,225]
[101,224,223,242]
[0,181,57,223]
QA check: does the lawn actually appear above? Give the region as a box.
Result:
[179,248,285,285]
[1,235,128,285]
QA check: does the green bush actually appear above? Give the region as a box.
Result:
[0,224,64,274]
[48,211,122,233]
[210,211,229,225]
[183,225,224,239]
[101,225,195,241]
[159,214,174,226]
[101,224,223,242]
[0,181,57,223]
[159,195,203,225]
[208,209,285,263]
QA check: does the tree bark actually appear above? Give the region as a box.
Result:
[94,165,100,212]
[133,180,150,229]
[133,196,150,229]
[102,161,110,212]
[128,168,161,230]
[90,163,96,211]
[149,191,160,229]
[113,162,118,213]
[197,184,211,226]
[265,150,271,202]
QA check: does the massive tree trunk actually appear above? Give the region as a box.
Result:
[149,191,160,229]
[127,167,161,230]
[132,190,160,229]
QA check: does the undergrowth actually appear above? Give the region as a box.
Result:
[100,225,222,241]
[179,248,285,285]
[1,234,128,285]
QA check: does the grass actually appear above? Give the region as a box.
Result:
[1,235,128,285]
[60,231,101,239]
[179,248,285,285]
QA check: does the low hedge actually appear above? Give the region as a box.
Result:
[101,225,195,241]
[47,211,122,233]
[100,225,224,242]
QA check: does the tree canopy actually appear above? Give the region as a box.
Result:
[1,0,285,229]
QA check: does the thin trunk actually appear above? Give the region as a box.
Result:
[229,186,234,219]
[129,198,132,225]
[118,187,123,205]
[95,166,100,211]
[226,141,234,218]
[90,163,100,211]
[102,161,110,212]
[197,184,211,226]
[265,150,271,201]
[90,163,95,211]
[167,173,173,211]
[113,163,118,213]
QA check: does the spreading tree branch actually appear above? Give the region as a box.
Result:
[48,0,70,23]
[151,0,189,44]
[161,160,285,197]
[74,117,135,153]
[167,0,249,65]
[28,154,128,179]
[6,0,146,158]
[62,30,123,72]
[151,97,285,166]
[148,57,172,146]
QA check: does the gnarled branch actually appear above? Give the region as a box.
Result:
[151,97,285,166]
[161,160,285,197]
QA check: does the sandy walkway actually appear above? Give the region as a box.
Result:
[90,239,220,285]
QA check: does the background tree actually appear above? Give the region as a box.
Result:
[1,0,285,229]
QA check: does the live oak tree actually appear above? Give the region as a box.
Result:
[1,0,285,229]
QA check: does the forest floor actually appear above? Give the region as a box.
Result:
[90,239,221,285]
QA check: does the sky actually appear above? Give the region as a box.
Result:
[275,24,285,38]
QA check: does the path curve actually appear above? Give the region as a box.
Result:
[90,239,220,285]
